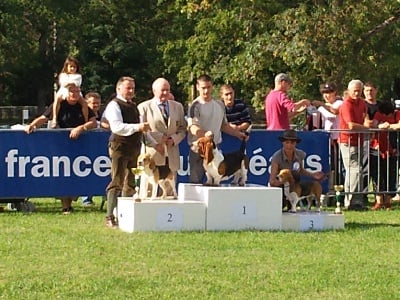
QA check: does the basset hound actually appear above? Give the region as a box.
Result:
[192,133,249,186]
[276,168,322,213]
[137,153,177,199]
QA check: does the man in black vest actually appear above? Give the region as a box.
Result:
[102,76,150,228]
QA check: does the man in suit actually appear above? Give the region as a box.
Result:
[138,77,187,196]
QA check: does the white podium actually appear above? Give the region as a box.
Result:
[281,211,345,231]
[179,183,282,231]
[116,184,345,232]
[117,197,206,233]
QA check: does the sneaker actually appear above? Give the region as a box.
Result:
[82,201,94,207]
[105,216,118,229]
[392,194,400,201]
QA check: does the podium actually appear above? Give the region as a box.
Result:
[117,198,206,233]
[281,211,345,231]
[178,183,281,231]
[117,183,345,232]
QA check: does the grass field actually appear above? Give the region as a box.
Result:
[1,198,400,299]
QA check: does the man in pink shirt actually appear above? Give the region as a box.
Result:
[265,73,310,130]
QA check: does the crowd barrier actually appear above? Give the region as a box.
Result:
[0,129,329,198]
[328,128,400,196]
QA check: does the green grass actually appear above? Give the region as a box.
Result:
[1,198,400,299]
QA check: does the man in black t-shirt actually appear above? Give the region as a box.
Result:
[25,83,97,214]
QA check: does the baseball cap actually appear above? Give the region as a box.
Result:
[320,82,337,93]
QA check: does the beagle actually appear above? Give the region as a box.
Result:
[137,153,177,199]
[192,134,249,186]
[277,168,322,213]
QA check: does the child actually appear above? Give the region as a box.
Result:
[51,56,88,128]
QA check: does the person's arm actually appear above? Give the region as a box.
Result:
[388,111,400,129]
[25,115,48,134]
[341,103,369,130]
[104,101,149,135]
[187,102,206,138]
[293,99,310,112]
[234,122,250,131]
[299,164,326,181]
[69,117,97,139]
[221,121,247,140]
[168,104,187,147]
[269,161,282,187]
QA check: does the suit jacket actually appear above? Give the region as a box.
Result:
[138,98,187,171]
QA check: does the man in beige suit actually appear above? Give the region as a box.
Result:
[138,78,187,196]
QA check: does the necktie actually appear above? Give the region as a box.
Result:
[160,103,169,123]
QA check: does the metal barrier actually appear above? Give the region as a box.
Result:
[326,128,400,199]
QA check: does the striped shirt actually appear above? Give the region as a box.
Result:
[225,99,252,126]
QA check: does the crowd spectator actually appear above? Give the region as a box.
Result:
[338,79,371,210]
[52,56,88,128]
[25,83,97,214]
[219,84,251,131]
[312,82,343,188]
[265,73,310,130]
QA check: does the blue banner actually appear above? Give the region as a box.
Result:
[0,129,329,198]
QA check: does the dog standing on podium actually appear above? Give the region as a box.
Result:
[191,131,249,186]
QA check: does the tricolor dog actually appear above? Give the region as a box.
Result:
[191,132,249,186]
[137,153,177,199]
[277,168,322,213]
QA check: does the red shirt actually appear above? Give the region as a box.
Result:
[338,97,366,145]
[371,110,400,158]
[265,90,295,130]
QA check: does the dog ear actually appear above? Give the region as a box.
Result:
[149,159,156,170]
[197,139,205,157]
[217,163,226,175]
[204,142,214,164]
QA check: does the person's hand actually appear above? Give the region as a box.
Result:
[296,104,307,113]
[237,130,249,141]
[378,122,390,129]
[140,122,151,132]
[70,126,83,139]
[155,143,165,155]
[166,136,174,147]
[301,99,311,106]
[313,171,326,181]
[25,124,35,134]
[161,134,169,143]
[312,100,321,107]
[229,123,238,129]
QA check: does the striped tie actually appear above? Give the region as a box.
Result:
[160,103,168,123]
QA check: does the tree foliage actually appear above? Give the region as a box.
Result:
[0,0,399,120]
